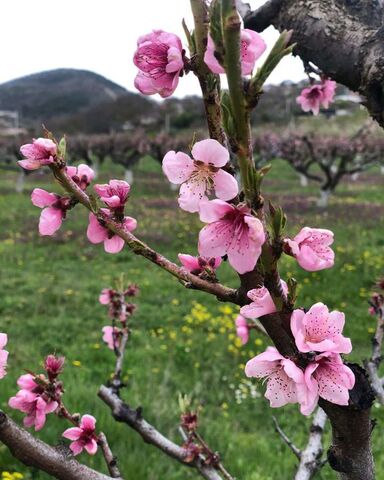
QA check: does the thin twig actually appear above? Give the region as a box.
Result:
[50,164,238,304]
[272,416,301,459]
[365,305,384,404]
[273,408,328,480]
[98,432,122,479]
[98,385,223,480]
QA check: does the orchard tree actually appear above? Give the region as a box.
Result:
[1,1,384,480]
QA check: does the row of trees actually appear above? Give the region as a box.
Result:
[2,128,383,206]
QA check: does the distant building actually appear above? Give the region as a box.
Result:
[0,110,27,136]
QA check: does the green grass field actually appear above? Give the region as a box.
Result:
[1,156,384,479]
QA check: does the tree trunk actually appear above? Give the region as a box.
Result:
[124,169,134,184]
[244,0,384,127]
[317,189,331,208]
[299,173,309,187]
[15,171,25,193]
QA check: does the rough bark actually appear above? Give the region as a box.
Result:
[244,0,384,127]
[320,364,375,480]
[0,411,113,480]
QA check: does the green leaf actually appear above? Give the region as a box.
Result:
[58,136,67,160]
[287,277,298,307]
[209,0,225,68]
[182,19,195,55]
[220,90,236,138]
[88,194,99,214]
[248,30,295,104]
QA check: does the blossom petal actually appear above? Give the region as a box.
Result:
[212,169,239,201]
[104,235,125,254]
[39,208,63,236]
[162,151,195,184]
[191,139,229,167]
[31,189,57,208]
[178,179,208,213]
[87,213,107,244]
[63,427,83,441]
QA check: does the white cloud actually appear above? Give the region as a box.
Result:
[1,0,306,97]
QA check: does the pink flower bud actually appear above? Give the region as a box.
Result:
[204,29,266,76]
[284,227,335,272]
[18,138,57,170]
[94,180,130,209]
[66,164,95,190]
[44,355,65,379]
[133,30,184,98]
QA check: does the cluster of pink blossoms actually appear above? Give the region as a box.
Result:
[8,354,98,456]
[8,355,64,431]
[245,303,355,415]
[296,78,337,115]
[87,180,137,253]
[133,27,265,98]
[163,138,337,276]
[19,139,137,254]
[100,284,139,350]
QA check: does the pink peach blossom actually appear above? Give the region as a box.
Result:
[284,227,335,272]
[198,200,265,274]
[235,315,249,345]
[44,354,65,379]
[291,303,352,354]
[0,333,8,379]
[99,288,112,305]
[87,210,137,254]
[163,139,238,213]
[31,188,71,236]
[300,352,355,415]
[296,84,324,115]
[245,347,305,408]
[102,326,123,350]
[18,138,57,170]
[320,79,337,108]
[133,30,184,98]
[296,79,337,115]
[178,253,222,274]
[66,164,95,190]
[94,180,130,209]
[204,29,266,75]
[62,414,98,456]
[8,374,58,431]
[240,281,288,319]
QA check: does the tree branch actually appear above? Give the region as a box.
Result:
[98,432,122,479]
[274,408,328,480]
[98,386,224,480]
[190,0,227,145]
[50,164,238,305]
[0,411,113,480]
[272,416,301,460]
[365,305,384,404]
[295,408,327,480]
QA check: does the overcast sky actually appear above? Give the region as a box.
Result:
[1,0,306,98]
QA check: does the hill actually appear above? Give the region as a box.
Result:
[0,69,149,129]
